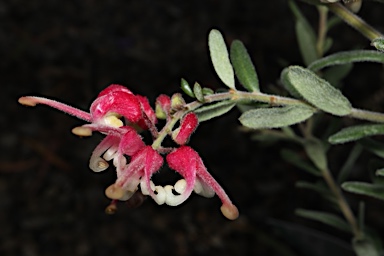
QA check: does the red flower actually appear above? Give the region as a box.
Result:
[166,146,239,220]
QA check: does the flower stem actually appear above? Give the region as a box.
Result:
[321,166,362,238]
[328,3,384,41]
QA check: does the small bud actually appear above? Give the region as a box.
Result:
[220,204,239,220]
[172,112,199,145]
[171,93,186,111]
[72,126,93,136]
[155,94,171,119]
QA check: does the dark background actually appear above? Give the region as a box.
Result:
[1,0,384,255]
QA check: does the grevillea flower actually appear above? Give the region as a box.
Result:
[166,146,239,220]
[19,84,239,220]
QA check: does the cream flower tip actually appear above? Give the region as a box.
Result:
[72,126,93,136]
[18,97,37,107]
[105,184,125,200]
[220,204,239,220]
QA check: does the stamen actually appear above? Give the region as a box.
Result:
[103,148,118,161]
[104,113,124,128]
[72,126,93,136]
[220,204,239,220]
[89,157,109,172]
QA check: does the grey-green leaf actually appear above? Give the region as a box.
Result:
[342,181,384,201]
[208,29,235,89]
[281,149,322,176]
[376,168,384,177]
[304,138,328,171]
[230,40,259,92]
[239,105,315,129]
[296,209,351,233]
[329,124,384,144]
[289,0,318,66]
[193,82,204,102]
[308,50,384,72]
[353,237,381,256]
[281,66,352,116]
[194,101,236,122]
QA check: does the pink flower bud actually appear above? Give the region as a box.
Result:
[172,112,199,145]
[155,94,171,119]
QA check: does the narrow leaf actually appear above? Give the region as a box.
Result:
[353,237,381,256]
[180,78,195,98]
[375,168,384,177]
[239,105,315,129]
[338,144,363,183]
[193,82,204,102]
[359,139,384,159]
[289,0,318,66]
[230,40,259,92]
[296,209,351,233]
[281,66,352,116]
[281,149,322,176]
[304,138,328,171]
[308,50,384,72]
[208,29,235,89]
[194,101,236,122]
[342,181,384,201]
[329,124,384,144]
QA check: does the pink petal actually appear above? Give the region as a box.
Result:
[90,91,142,124]
[97,84,133,97]
[136,95,157,129]
[172,113,199,145]
[166,146,198,204]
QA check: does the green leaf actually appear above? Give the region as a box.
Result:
[180,78,195,98]
[289,0,318,66]
[202,87,214,95]
[281,66,352,116]
[296,181,336,203]
[193,82,204,102]
[372,38,384,52]
[281,149,322,176]
[208,29,235,89]
[304,138,328,171]
[296,209,351,233]
[239,105,315,129]
[230,40,259,92]
[194,101,236,122]
[338,144,363,183]
[360,139,384,159]
[342,181,384,201]
[308,50,384,72]
[375,168,384,177]
[329,124,384,144]
[353,237,381,256]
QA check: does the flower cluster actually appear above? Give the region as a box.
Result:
[18,84,239,220]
